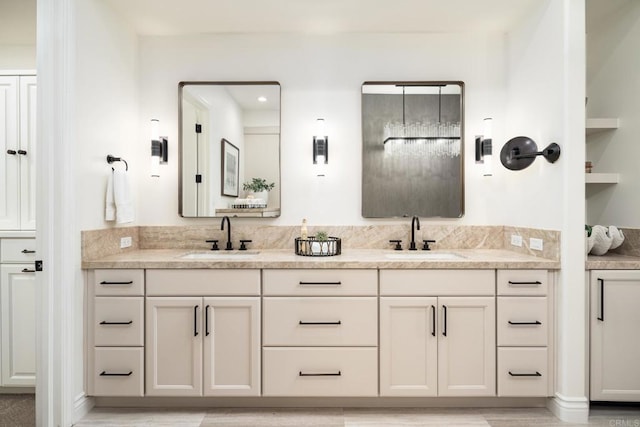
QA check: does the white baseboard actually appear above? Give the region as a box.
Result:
[73,393,95,424]
[547,393,589,424]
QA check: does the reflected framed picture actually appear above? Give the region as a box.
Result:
[221,138,239,197]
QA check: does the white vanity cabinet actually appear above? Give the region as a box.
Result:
[496,270,554,397]
[0,75,37,230]
[262,269,378,397]
[590,270,640,401]
[379,270,496,397]
[0,238,37,387]
[145,269,261,397]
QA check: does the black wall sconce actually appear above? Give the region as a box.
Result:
[475,118,493,176]
[500,136,561,171]
[313,118,328,164]
[150,118,168,177]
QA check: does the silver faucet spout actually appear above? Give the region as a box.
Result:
[221,216,233,250]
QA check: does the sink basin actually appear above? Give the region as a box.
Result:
[385,252,465,260]
[180,251,260,260]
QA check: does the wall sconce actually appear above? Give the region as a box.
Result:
[313,118,328,164]
[500,136,561,171]
[150,118,168,177]
[475,118,493,176]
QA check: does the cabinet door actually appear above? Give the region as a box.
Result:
[380,297,438,396]
[438,297,495,396]
[146,297,202,396]
[19,76,36,230]
[0,76,19,230]
[1,265,36,386]
[591,271,640,401]
[203,297,260,396]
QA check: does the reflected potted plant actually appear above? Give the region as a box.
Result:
[242,178,275,205]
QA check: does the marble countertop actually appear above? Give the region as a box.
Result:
[82,248,559,270]
[586,253,640,270]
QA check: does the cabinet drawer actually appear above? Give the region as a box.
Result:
[380,270,495,296]
[263,347,377,396]
[497,297,548,346]
[0,238,36,263]
[498,348,549,397]
[94,269,144,296]
[497,270,548,296]
[263,297,377,346]
[263,270,376,296]
[94,297,144,346]
[146,269,260,296]
[93,347,143,396]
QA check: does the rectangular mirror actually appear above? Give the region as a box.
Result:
[361,81,464,218]
[179,82,281,218]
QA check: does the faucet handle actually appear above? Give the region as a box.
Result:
[239,239,252,251]
[205,240,219,251]
[422,239,436,251]
[389,240,403,251]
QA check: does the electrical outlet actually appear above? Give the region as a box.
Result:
[120,236,132,249]
[510,235,523,247]
[530,237,543,251]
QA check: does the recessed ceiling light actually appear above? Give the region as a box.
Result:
[257,96,267,103]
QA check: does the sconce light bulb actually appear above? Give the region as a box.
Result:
[315,118,326,138]
[483,117,493,140]
[483,153,493,177]
[150,155,160,178]
[150,118,160,141]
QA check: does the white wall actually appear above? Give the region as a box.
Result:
[586,1,640,227]
[73,0,139,405]
[136,33,508,226]
[0,46,36,70]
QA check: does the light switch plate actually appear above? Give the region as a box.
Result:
[120,236,132,249]
[510,235,523,247]
[530,237,543,251]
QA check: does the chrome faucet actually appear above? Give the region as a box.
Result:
[409,216,420,250]
[221,216,233,250]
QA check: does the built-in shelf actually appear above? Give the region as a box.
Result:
[216,208,280,218]
[585,173,620,184]
[586,118,620,135]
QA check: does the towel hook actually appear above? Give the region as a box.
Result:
[106,155,128,171]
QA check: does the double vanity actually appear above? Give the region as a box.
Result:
[83,240,558,403]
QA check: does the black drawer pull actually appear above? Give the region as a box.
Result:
[100,371,132,377]
[17,150,27,155]
[99,320,133,325]
[6,149,16,155]
[508,320,542,325]
[299,281,342,286]
[299,371,341,377]
[442,305,447,337]
[21,249,36,254]
[299,321,342,325]
[205,305,210,336]
[508,371,542,377]
[21,268,36,273]
[597,278,604,322]
[431,305,436,337]
[99,280,134,285]
[508,280,542,286]
[194,305,199,337]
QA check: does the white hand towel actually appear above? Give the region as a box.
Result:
[113,170,135,224]
[105,171,116,221]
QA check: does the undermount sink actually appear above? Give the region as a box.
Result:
[385,252,465,260]
[180,251,260,260]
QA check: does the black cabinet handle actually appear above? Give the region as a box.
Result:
[442,305,447,337]
[17,150,27,155]
[508,280,542,286]
[299,321,341,325]
[508,321,542,325]
[431,305,436,337]
[99,320,133,325]
[508,371,542,377]
[21,268,36,273]
[100,371,132,377]
[299,281,341,286]
[99,281,133,285]
[21,249,36,254]
[299,371,341,377]
[205,305,210,336]
[194,305,199,337]
[6,149,16,155]
[597,278,604,321]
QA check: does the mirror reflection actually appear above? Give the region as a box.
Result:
[179,82,281,218]
[361,81,464,218]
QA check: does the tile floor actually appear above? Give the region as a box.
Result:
[0,394,35,427]
[72,406,640,427]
